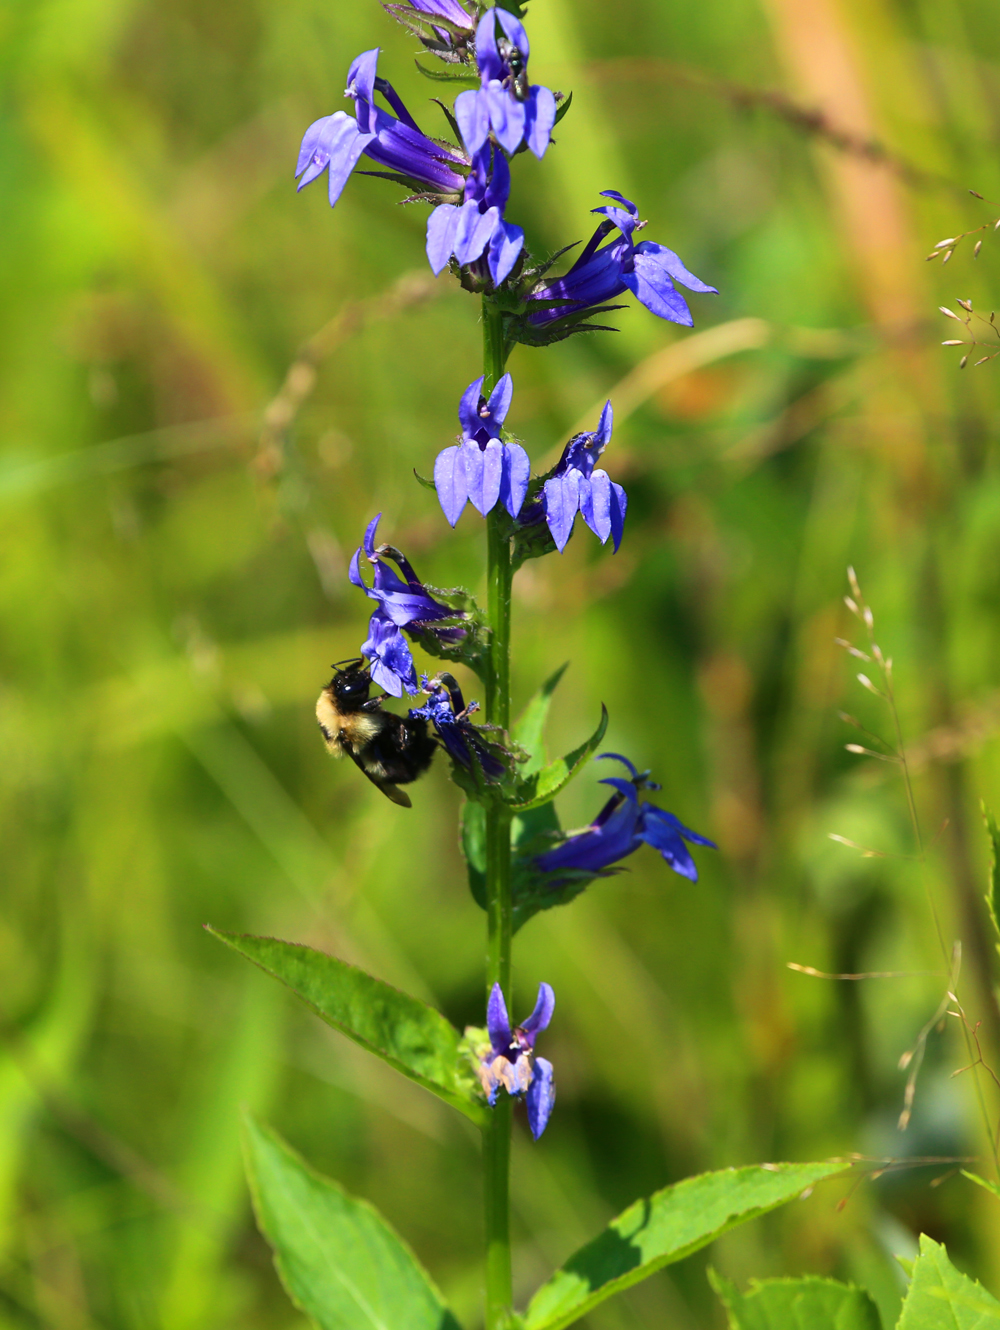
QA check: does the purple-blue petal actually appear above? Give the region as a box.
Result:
[295,113,371,209]
[406,0,474,23]
[526,1057,555,1139]
[434,444,469,526]
[458,376,485,440]
[524,85,556,159]
[362,615,418,696]
[363,513,381,557]
[579,471,610,544]
[426,204,461,274]
[474,10,503,83]
[487,982,512,1053]
[634,241,718,294]
[595,400,613,449]
[488,219,524,286]
[348,547,368,594]
[454,88,490,156]
[641,804,717,849]
[600,189,638,214]
[452,200,497,266]
[485,81,526,155]
[520,982,555,1042]
[486,373,513,426]
[492,7,530,58]
[500,442,530,518]
[346,49,381,132]
[543,472,582,552]
[609,480,627,551]
[622,267,693,326]
[596,752,640,778]
[468,439,503,515]
[636,819,699,880]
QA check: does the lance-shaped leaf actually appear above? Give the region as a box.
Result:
[709,1271,880,1330]
[523,1161,848,1330]
[509,704,608,812]
[898,1233,1000,1328]
[964,1169,1000,1201]
[983,804,1000,948]
[513,663,569,775]
[414,59,480,88]
[244,1115,461,1330]
[209,930,487,1125]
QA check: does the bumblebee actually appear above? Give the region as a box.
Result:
[315,660,436,808]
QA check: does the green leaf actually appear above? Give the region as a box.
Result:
[208,930,487,1125]
[510,704,609,811]
[710,1271,881,1329]
[243,1115,461,1330]
[414,58,479,88]
[523,1161,849,1330]
[983,804,1000,947]
[513,663,569,775]
[553,90,574,127]
[962,1169,1000,1201]
[461,797,488,910]
[897,1233,1000,1328]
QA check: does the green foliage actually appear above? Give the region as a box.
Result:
[710,1272,881,1330]
[897,1234,1000,1329]
[513,663,569,774]
[509,704,608,811]
[414,59,480,88]
[209,930,487,1124]
[461,668,617,928]
[523,1161,848,1330]
[243,1115,462,1330]
[962,1170,1000,1201]
[982,804,1000,948]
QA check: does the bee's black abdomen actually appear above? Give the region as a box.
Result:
[370,714,437,785]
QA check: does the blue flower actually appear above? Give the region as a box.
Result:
[454,9,556,159]
[389,0,474,26]
[384,0,477,58]
[350,515,466,696]
[527,192,717,331]
[542,400,626,552]
[434,374,531,526]
[409,673,507,781]
[477,982,556,1139]
[426,145,524,285]
[296,48,466,208]
[535,753,716,880]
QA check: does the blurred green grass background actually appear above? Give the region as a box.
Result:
[5,0,1000,1324]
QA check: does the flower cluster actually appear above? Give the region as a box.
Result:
[521,192,717,342]
[475,982,556,1139]
[426,146,524,285]
[435,374,530,526]
[536,753,716,881]
[455,9,556,160]
[409,673,508,782]
[350,515,465,696]
[296,49,465,209]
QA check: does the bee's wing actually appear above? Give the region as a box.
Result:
[343,745,413,808]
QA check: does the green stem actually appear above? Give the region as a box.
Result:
[482,295,514,1330]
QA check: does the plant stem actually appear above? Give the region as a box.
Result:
[482,294,514,1330]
